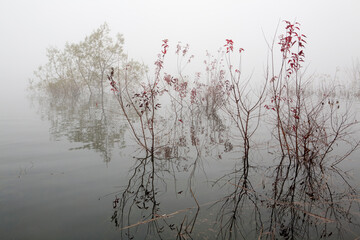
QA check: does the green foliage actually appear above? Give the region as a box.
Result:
[33,23,145,97]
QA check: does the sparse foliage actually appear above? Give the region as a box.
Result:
[32,23,145,100]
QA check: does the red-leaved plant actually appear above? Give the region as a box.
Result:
[107,39,170,158]
[264,21,359,238]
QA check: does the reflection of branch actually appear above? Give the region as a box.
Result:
[119,207,192,231]
[110,152,203,239]
[31,93,125,163]
[215,159,261,240]
[211,147,359,240]
[263,156,360,239]
[117,196,223,230]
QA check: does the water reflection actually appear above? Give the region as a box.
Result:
[112,155,359,239]
[262,158,359,239]
[29,93,127,163]
[28,92,360,239]
[111,153,205,239]
[214,160,260,239]
[104,98,232,238]
[218,158,360,239]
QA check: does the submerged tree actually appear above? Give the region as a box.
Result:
[262,20,360,239]
[263,21,359,166]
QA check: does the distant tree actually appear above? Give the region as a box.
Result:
[33,23,145,99]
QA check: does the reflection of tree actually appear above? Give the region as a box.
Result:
[108,100,234,239]
[213,154,261,240]
[30,93,127,163]
[112,156,160,239]
[262,158,359,239]
[111,154,201,240]
[189,107,228,156]
[213,153,360,239]
[107,73,244,238]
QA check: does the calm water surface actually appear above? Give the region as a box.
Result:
[1,92,360,239]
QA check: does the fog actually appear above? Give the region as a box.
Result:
[1,0,360,115]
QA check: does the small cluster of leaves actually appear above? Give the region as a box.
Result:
[131,90,161,114]
[265,95,293,109]
[278,21,307,78]
[175,42,194,63]
[224,39,244,54]
[107,67,118,92]
[224,39,234,53]
[154,39,169,76]
[163,74,188,98]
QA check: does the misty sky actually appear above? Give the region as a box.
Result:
[1,0,360,115]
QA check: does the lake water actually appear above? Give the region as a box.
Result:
[1,91,360,239]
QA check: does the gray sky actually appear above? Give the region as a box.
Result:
[1,0,360,114]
